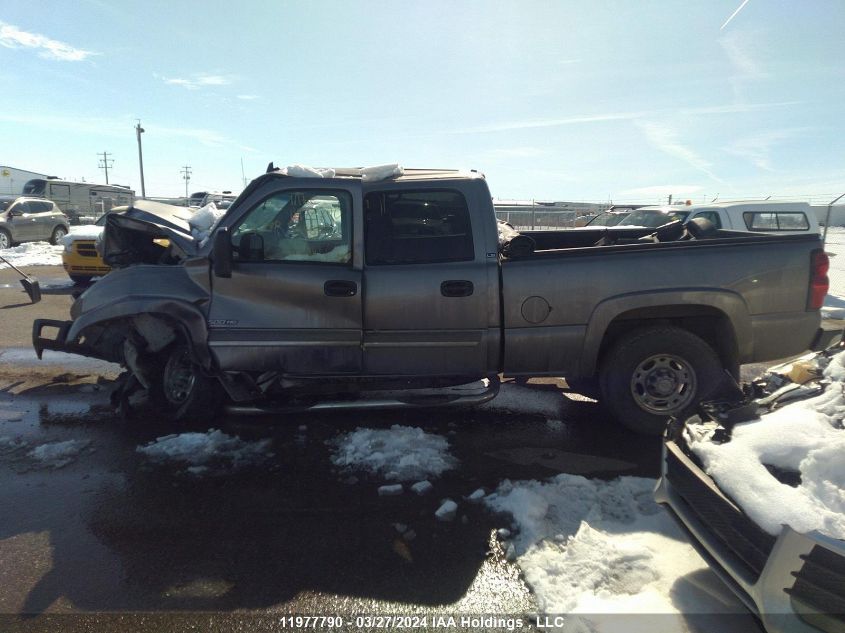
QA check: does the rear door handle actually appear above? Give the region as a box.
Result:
[441,280,474,297]
[324,280,358,297]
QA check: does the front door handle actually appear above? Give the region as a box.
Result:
[441,280,474,297]
[324,280,358,297]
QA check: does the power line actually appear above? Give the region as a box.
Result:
[98,151,114,184]
[180,165,192,200]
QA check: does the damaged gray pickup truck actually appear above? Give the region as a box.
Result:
[33,167,838,434]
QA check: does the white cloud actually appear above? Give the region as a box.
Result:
[236,94,259,101]
[621,184,704,198]
[485,147,549,159]
[682,101,800,116]
[0,112,238,148]
[635,120,724,183]
[724,128,807,171]
[455,111,644,134]
[161,73,233,90]
[0,21,96,61]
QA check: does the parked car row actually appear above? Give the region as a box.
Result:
[604,200,819,236]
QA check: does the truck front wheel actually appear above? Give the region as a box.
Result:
[154,344,221,422]
[599,326,722,435]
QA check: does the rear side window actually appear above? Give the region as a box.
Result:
[32,201,52,212]
[743,212,810,231]
[364,189,474,265]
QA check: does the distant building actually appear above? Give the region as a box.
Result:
[0,166,49,195]
[493,199,610,229]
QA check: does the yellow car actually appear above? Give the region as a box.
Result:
[61,214,110,284]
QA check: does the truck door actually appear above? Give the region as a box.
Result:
[362,187,491,376]
[208,183,363,374]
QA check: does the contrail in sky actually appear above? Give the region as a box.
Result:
[721,0,751,30]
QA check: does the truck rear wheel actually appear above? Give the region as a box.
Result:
[599,326,723,435]
[154,343,221,422]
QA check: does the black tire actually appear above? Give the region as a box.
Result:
[0,228,10,250]
[70,275,93,285]
[152,343,222,422]
[599,326,723,435]
[50,226,68,245]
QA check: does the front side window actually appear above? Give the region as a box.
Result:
[743,211,810,231]
[231,189,351,264]
[364,189,474,265]
[692,211,722,229]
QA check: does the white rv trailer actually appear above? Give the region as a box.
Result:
[22,177,134,223]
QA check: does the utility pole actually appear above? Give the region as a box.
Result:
[180,165,192,201]
[98,151,114,184]
[135,120,146,198]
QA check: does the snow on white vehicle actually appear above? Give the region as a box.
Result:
[655,348,845,633]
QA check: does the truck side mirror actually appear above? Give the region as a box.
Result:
[213,227,233,278]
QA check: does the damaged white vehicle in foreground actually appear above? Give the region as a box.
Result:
[656,349,845,633]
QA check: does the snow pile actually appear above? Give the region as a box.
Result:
[482,383,564,419]
[689,352,845,538]
[137,429,273,475]
[330,425,457,482]
[0,241,63,268]
[485,475,747,620]
[188,202,226,243]
[27,439,90,468]
[0,224,98,268]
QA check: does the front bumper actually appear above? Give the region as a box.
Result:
[32,318,110,361]
[655,432,845,633]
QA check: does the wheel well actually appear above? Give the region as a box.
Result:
[597,305,739,377]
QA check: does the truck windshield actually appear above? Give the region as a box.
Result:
[587,212,629,227]
[618,209,689,228]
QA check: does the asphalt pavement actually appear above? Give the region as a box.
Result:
[0,265,673,632]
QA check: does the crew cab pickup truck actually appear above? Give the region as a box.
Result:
[33,167,837,434]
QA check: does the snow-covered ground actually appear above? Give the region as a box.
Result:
[137,429,273,476]
[330,425,457,482]
[0,224,97,269]
[485,476,750,629]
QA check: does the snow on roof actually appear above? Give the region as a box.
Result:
[329,424,457,482]
[689,351,845,539]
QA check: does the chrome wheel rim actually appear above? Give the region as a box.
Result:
[0,233,8,249]
[163,349,196,404]
[630,353,696,415]
[54,228,66,241]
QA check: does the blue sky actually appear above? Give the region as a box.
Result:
[1,0,843,202]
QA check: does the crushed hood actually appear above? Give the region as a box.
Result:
[102,200,200,267]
